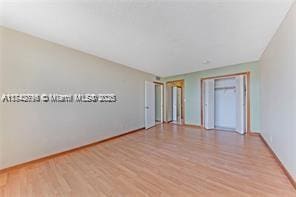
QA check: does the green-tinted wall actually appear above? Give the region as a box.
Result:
[155,85,162,121]
[162,62,260,131]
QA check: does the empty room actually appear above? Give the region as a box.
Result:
[0,0,295,196]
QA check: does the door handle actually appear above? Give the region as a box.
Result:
[145,106,149,109]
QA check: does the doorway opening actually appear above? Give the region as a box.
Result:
[155,82,164,125]
[166,80,184,125]
[201,73,250,134]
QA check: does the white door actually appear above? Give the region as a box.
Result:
[160,85,164,123]
[235,75,246,134]
[145,81,155,129]
[204,79,215,129]
[172,87,177,121]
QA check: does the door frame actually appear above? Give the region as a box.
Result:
[154,81,164,123]
[165,79,185,124]
[200,72,251,133]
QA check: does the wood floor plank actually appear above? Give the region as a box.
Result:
[0,124,295,196]
[0,173,7,187]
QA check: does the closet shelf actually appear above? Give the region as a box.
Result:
[214,86,236,90]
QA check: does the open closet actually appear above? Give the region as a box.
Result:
[202,74,247,134]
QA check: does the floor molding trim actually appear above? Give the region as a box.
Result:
[248,131,261,136]
[183,124,202,128]
[0,127,145,174]
[258,134,296,190]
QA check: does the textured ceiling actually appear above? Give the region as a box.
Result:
[0,0,294,77]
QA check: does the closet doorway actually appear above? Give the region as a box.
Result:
[201,73,250,134]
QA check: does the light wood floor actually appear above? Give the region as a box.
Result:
[1,124,295,196]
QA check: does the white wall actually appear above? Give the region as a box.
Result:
[260,2,296,180]
[0,27,155,169]
[0,28,3,168]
